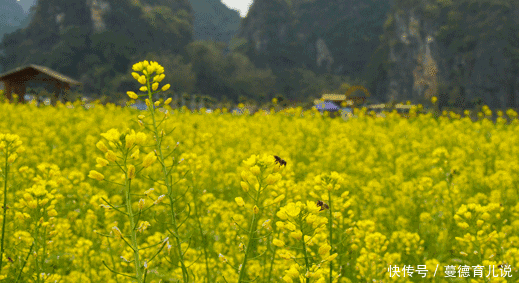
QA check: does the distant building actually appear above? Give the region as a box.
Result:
[0,64,81,103]
[320,86,371,106]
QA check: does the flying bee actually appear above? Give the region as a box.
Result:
[498,263,509,269]
[316,200,329,211]
[7,257,13,263]
[274,155,287,167]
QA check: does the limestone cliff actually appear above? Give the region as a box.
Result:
[237,0,390,76]
[189,0,241,43]
[0,0,194,96]
[367,0,519,108]
[9,0,240,45]
[238,0,519,108]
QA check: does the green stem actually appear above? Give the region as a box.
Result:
[126,170,143,282]
[34,221,40,283]
[267,185,288,282]
[193,183,210,283]
[300,215,310,283]
[237,180,263,283]
[266,204,284,282]
[41,226,47,280]
[328,190,333,283]
[147,83,189,283]
[338,216,344,282]
[237,214,259,282]
[107,238,120,283]
[14,242,33,283]
[0,150,8,274]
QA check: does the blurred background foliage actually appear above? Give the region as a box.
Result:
[0,0,518,108]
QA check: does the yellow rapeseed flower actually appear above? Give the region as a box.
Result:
[240,181,249,192]
[266,173,281,185]
[323,253,338,262]
[88,170,105,181]
[96,157,109,167]
[101,129,120,142]
[250,165,261,176]
[127,165,136,179]
[142,151,157,168]
[161,84,170,91]
[131,149,140,159]
[105,150,117,162]
[133,62,144,71]
[96,141,109,152]
[318,244,331,256]
[235,197,245,206]
[290,230,302,240]
[138,75,147,85]
[7,153,17,163]
[137,221,151,232]
[112,226,123,239]
[285,203,300,217]
[138,198,147,210]
[135,132,147,145]
[127,91,138,99]
[126,133,136,148]
[273,239,285,247]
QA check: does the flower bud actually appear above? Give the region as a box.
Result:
[240,181,249,192]
[127,91,138,99]
[235,197,245,206]
[105,150,117,162]
[127,165,136,179]
[88,170,105,181]
[161,84,170,91]
[96,141,108,152]
[143,152,157,168]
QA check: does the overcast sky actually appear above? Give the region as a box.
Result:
[221,0,254,17]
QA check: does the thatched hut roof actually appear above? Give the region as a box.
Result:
[0,64,81,85]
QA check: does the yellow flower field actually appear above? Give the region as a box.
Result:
[0,61,518,283]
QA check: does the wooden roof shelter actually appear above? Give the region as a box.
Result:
[0,64,81,103]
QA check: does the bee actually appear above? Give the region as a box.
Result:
[274,155,287,167]
[497,263,508,269]
[7,257,13,263]
[316,200,329,211]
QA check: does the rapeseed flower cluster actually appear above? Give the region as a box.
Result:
[0,61,517,281]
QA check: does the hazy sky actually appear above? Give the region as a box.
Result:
[221,0,254,17]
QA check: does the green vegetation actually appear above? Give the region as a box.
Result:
[1,0,518,108]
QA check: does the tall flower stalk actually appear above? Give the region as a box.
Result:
[127,60,189,282]
[235,155,283,283]
[0,134,23,276]
[90,128,165,283]
[276,200,338,283]
[314,172,345,283]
